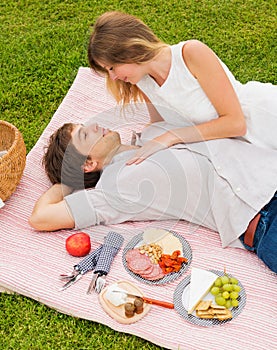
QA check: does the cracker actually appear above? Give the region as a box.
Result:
[197,314,215,319]
[196,310,212,316]
[195,300,212,311]
[195,303,233,320]
[210,303,226,310]
[216,309,232,320]
[213,309,230,315]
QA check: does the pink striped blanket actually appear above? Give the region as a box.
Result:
[0,68,276,350]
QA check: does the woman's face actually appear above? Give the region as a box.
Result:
[102,62,146,84]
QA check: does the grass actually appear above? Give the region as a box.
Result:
[0,0,276,349]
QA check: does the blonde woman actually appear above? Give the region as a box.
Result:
[88,11,277,164]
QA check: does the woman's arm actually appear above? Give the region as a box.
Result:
[181,40,246,138]
[141,91,164,124]
[163,41,247,143]
[127,40,247,165]
[29,184,75,231]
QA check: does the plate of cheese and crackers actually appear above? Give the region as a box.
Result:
[122,228,192,285]
[173,268,246,326]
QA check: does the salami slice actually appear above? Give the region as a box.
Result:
[148,271,165,280]
[137,263,154,275]
[125,248,142,264]
[141,264,165,280]
[127,253,153,273]
[126,248,165,281]
[127,262,154,275]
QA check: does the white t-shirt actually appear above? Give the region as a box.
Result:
[65,122,277,248]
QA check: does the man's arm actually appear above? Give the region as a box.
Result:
[29,184,75,231]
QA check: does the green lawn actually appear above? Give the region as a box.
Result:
[0,0,276,349]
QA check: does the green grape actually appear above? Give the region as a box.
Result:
[225,299,232,309]
[230,277,239,284]
[211,274,241,309]
[230,291,239,299]
[222,283,233,292]
[222,291,230,299]
[214,277,222,287]
[215,296,226,306]
[210,286,220,295]
[231,299,239,307]
[232,284,241,292]
[220,275,229,285]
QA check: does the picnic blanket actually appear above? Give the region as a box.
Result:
[0,67,276,350]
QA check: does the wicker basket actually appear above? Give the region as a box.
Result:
[0,120,26,202]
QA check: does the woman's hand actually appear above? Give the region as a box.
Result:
[126,132,173,165]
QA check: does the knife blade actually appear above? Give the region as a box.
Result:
[114,291,174,309]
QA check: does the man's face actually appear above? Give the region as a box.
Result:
[71,123,121,166]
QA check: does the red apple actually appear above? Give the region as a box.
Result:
[65,232,91,257]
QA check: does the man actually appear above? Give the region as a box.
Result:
[29,121,277,273]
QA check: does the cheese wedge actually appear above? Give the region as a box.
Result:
[143,228,169,244]
[155,233,183,256]
[187,268,218,314]
[143,228,184,256]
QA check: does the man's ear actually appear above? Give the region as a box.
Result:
[82,159,98,173]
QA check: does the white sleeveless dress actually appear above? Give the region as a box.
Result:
[137,41,277,150]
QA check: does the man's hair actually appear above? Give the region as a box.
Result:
[43,123,101,190]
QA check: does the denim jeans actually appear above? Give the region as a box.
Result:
[240,192,277,274]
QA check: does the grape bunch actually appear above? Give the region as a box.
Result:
[210,274,241,308]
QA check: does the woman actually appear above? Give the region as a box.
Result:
[88,11,277,164]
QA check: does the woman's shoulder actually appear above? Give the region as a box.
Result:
[171,40,208,65]
[171,39,204,51]
[181,40,208,56]
[180,40,217,78]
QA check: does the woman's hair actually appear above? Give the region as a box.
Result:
[43,123,101,190]
[88,11,167,105]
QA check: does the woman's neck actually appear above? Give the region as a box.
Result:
[147,46,171,86]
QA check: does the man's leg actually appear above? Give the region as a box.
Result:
[254,193,277,273]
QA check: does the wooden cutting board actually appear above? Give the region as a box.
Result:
[99,280,151,324]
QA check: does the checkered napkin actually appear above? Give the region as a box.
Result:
[74,246,102,274]
[94,231,124,275]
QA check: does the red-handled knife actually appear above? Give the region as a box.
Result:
[114,291,174,309]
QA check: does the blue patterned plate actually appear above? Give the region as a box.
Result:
[122,230,192,285]
[174,270,246,327]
